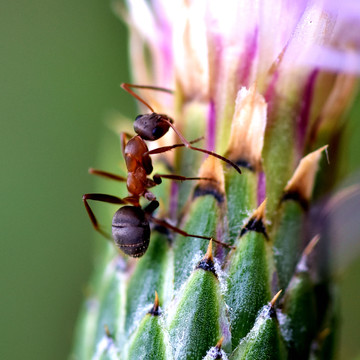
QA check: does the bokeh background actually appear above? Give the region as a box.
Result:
[1,1,360,359]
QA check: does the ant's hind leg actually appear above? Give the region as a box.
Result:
[143,190,157,202]
[150,216,235,249]
[143,200,160,215]
[82,193,129,239]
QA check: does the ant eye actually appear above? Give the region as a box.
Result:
[135,115,143,121]
[152,126,164,139]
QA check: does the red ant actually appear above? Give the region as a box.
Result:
[82,84,240,257]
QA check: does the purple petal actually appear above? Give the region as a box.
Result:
[296,69,319,157]
[304,45,360,74]
[257,171,266,206]
[207,100,216,151]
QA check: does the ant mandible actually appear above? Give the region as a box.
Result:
[82,83,239,257]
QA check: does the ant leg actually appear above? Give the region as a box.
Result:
[152,173,217,185]
[146,143,242,175]
[146,143,186,156]
[89,168,127,182]
[82,193,130,239]
[143,200,160,215]
[121,83,174,113]
[149,216,235,249]
[186,136,205,145]
[143,191,157,202]
[143,136,204,157]
[161,119,242,175]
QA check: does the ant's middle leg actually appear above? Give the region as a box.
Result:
[151,173,217,185]
[82,193,135,239]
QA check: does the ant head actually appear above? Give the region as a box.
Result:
[134,113,173,141]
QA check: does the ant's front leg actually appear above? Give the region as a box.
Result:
[89,168,127,182]
[143,136,205,157]
[82,193,132,239]
[153,120,242,175]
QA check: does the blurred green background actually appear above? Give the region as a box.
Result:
[1,1,360,359]
[1,1,131,359]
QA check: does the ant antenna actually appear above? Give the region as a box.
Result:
[121,83,174,113]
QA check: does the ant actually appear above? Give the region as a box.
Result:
[82,83,240,257]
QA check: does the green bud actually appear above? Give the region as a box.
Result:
[169,252,223,360]
[225,229,271,348]
[225,168,258,246]
[173,195,219,291]
[273,200,304,291]
[230,299,286,360]
[127,299,168,360]
[125,232,172,335]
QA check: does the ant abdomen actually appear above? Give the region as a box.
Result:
[112,206,150,257]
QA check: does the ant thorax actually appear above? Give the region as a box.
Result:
[124,136,153,174]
